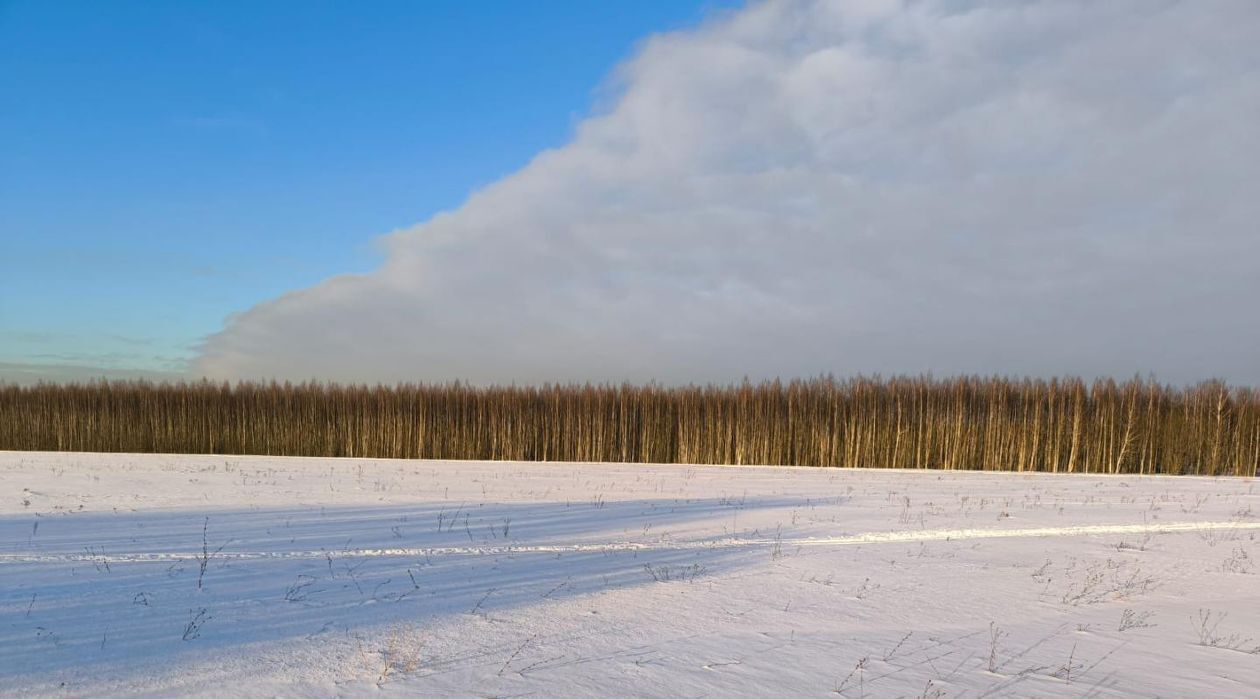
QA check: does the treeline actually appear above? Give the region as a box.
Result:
[1,377,1257,476]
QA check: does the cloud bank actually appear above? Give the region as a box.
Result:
[195,0,1260,386]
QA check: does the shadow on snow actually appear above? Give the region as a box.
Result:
[0,495,816,680]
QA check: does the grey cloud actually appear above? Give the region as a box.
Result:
[194,0,1260,386]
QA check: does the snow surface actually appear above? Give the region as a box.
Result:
[2,451,1258,697]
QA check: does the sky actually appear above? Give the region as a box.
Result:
[3,0,1259,387]
[0,0,737,382]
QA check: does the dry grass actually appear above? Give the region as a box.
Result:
[1,376,1257,475]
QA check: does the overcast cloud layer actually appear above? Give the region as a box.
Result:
[195,0,1260,386]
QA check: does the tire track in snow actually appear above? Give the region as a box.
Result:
[3,520,1257,565]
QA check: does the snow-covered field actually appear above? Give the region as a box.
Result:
[2,452,1258,697]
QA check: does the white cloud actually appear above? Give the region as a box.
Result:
[194,0,1260,385]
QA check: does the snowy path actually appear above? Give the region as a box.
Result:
[5,520,1259,565]
[3,452,1259,697]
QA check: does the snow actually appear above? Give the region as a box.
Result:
[2,451,1258,697]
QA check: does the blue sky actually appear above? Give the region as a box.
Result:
[0,0,735,379]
